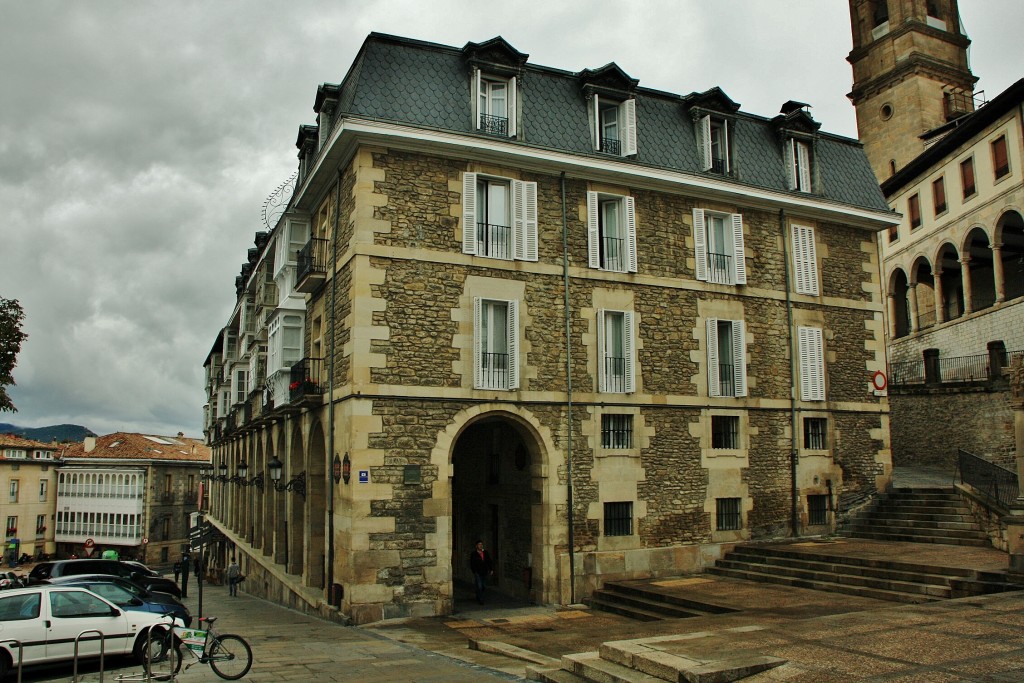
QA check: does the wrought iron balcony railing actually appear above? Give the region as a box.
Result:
[479,114,508,136]
[295,237,329,293]
[601,236,626,272]
[476,222,512,259]
[958,449,1017,510]
[289,357,325,403]
[603,356,627,393]
[710,156,727,173]
[479,352,509,390]
[706,251,734,284]
[600,137,621,156]
[716,362,736,396]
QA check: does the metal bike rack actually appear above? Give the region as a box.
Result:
[72,629,106,683]
[114,626,176,682]
[0,638,25,683]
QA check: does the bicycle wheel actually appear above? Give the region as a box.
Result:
[208,634,253,680]
[144,631,183,681]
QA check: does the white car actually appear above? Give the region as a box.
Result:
[0,584,178,678]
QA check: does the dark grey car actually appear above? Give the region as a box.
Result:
[28,559,181,598]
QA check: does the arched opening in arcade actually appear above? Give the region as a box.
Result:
[450,414,541,609]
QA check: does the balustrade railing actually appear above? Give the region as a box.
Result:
[958,449,1018,509]
[602,236,626,272]
[600,136,621,155]
[479,352,509,389]
[476,222,512,259]
[604,356,626,393]
[707,251,733,284]
[479,114,508,136]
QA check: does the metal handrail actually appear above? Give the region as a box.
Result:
[0,638,24,683]
[72,628,105,683]
[957,448,1019,510]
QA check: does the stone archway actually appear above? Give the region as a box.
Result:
[287,421,306,575]
[451,414,541,607]
[305,420,327,589]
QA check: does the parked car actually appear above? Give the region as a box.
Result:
[0,584,179,678]
[28,560,181,598]
[45,575,191,626]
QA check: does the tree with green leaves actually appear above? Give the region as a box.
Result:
[0,297,27,412]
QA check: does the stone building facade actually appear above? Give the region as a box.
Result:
[848,1,1024,468]
[204,34,896,624]
[1,434,59,561]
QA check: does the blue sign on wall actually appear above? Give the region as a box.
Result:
[358,470,369,483]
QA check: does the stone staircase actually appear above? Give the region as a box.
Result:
[707,542,1017,604]
[584,580,738,621]
[838,487,991,547]
[526,636,785,683]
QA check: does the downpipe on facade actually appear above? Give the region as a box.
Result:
[780,209,800,537]
[560,171,576,604]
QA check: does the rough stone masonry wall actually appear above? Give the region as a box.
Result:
[889,387,1015,469]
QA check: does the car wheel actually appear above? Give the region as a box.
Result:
[0,649,10,680]
[133,626,168,666]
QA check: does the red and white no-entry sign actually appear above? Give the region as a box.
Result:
[871,371,888,392]
[84,538,95,549]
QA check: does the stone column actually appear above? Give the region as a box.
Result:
[887,293,898,338]
[961,255,974,315]
[993,243,1007,303]
[1004,357,1024,577]
[933,268,946,324]
[908,282,920,333]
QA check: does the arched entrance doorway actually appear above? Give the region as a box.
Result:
[451,415,537,607]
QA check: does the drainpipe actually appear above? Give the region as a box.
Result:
[327,170,341,601]
[780,209,800,537]
[560,171,576,604]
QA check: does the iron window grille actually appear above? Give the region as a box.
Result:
[716,498,742,531]
[804,418,828,450]
[711,416,739,449]
[480,114,508,136]
[604,501,633,536]
[601,414,633,449]
[600,137,621,156]
[807,494,829,526]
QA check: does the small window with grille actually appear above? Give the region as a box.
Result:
[604,501,633,536]
[716,497,742,531]
[601,414,633,449]
[807,494,829,526]
[803,417,828,450]
[711,415,739,449]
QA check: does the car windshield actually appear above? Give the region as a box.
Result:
[82,582,135,606]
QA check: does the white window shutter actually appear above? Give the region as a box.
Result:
[799,327,825,401]
[473,69,481,131]
[732,320,747,397]
[693,209,708,282]
[700,115,712,171]
[512,180,525,260]
[624,196,637,273]
[706,318,720,397]
[622,99,637,156]
[793,225,819,295]
[462,173,478,255]
[792,225,806,294]
[597,309,608,393]
[523,181,538,261]
[797,141,812,191]
[722,120,730,173]
[731,213,746,285]
[785,139,797,190]
[804,226,818,294]
[587,192,601,268]
[507,300,519,389]
[507,76,517,137]
[623,311,635,393]
[592,93,601,151]
[473,297,483,388]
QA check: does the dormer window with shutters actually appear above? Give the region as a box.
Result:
[580,63,640,159]
[685,88,741,176]
[587,192,637,273]
[787,138,813,192]
[463,37,527,140]
[701,116,731,173]
[693,209,746,286]
[462,173,537,261]
[773,102,820,194]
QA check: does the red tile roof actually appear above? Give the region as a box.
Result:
[60,432,211,463]
[0,433,59,450]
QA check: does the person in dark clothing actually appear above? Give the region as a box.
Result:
[469,540,494,605]
[179,553,191,598]
[173,560,181,584]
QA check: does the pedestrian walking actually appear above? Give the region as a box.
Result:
[180,552,191,598]
[173,559,181,584]
[227,557,241,596]
[469,540,494,605]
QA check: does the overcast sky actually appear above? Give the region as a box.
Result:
[1,1,1020,438]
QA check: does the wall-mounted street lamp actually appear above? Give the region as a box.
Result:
[230,460,265,490]
[268,455,306,497]
[217,462,229,483]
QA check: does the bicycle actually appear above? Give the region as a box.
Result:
[147,614,253,680]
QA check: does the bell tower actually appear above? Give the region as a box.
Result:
[847,0,977,180]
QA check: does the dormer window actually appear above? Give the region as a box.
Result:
[787,138,813,193]
[700,115,730,173]
[592,95,637,157]
[475,72,517,137]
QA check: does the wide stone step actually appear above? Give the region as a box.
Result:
[849,516,980,531]
[601,582,737,615]
[713,559,950,597]
[599,640,787,683]
[585,594,686,622]
[731,544,979,577]
[854,511,975,523]
[872,503,973,515]
[722,551,969,586]
[706,565,939,604]
[838,530,991,547]
[846,523,988,539]
[563,652,666,683]
[528,665,589,683]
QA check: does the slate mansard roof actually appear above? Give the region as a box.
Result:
[319,32,888,213]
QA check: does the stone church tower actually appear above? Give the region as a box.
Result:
[847,0,977,180]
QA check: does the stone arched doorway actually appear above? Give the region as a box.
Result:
[305,420,327,589]
[451,414,539,607]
